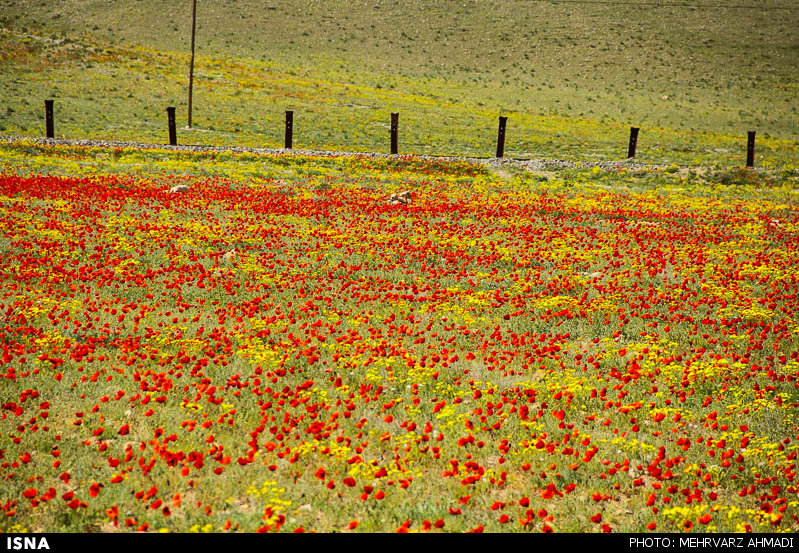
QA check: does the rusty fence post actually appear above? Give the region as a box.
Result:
[390,112,399,154]
[44,99,54,139]
[285,110,294,149]
[496,116,507,158]
[627,127,640,159]
[166,107,177,146]
[746,131,756,168]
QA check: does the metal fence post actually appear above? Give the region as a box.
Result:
[166,107,177,146]
[390,113,399,154]
[746,131,756,168]
[627,127,640,159]
[45,99,54,139]
[496,116,508,158]
[285,110,294,149]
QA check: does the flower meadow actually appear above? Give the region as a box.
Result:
[1,145,799,533]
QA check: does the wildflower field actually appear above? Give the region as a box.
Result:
[1,143,799,533]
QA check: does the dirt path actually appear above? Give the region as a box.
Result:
[0,135,670,173]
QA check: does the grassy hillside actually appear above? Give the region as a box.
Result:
[0,0,797,165]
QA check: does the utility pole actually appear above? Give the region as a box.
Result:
[187,0,197,128]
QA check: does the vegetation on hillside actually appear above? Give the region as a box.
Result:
[0,0,797,164]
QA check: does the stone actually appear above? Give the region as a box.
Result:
[387,190,412,205]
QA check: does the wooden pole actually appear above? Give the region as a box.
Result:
[187,0,197,128]
[167,107,177,145]
[284,110,294,149]
[44,99,54,139]
[390,113,399,154]
[746,130,756,168]
[627,127,640,158]
[496,116,507,158]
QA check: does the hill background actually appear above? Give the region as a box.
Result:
[1,0,797,164]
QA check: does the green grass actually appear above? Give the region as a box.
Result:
[0,0,798,165]
[1,144,798,533]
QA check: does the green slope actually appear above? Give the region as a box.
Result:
[0,0,797,165]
